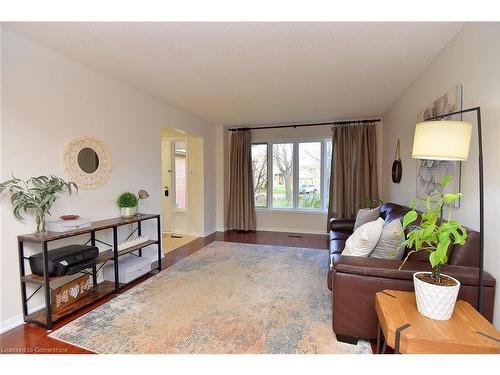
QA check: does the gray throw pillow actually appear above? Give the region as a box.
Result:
[354,206,381,230]
[370,219,405,260]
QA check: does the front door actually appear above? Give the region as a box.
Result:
[161,140,172,233]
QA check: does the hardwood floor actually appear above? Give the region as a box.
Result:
[0,230,329,354]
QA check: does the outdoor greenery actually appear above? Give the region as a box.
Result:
[117,192,139,208]
[300,193,320,209]
[399,175,468,283]
[0,175,77,233]
[251,141,328,210]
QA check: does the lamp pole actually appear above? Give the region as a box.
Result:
[424,106,484,314]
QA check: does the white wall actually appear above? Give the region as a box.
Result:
[0,30,216,332]
[382,23,500,327]
[220,122,383,234]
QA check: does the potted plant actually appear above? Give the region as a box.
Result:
[117,192,139,217]
[399,175,468,320]
[0,175,78,234]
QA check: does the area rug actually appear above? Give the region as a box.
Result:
[49,241,371,354]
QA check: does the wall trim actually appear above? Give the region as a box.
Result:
[255,226,327,235]
[0,303,44,334]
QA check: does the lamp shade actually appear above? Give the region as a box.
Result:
[412,120,472,161]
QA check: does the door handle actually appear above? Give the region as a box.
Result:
[164,188,169,197]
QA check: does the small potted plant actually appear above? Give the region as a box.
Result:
[117,192,139,218]
[0,175,77,234]
[399,175,468,320]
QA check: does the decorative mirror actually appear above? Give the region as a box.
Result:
[62,137,112,190]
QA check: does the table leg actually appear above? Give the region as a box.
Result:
[376,322,381,354]
[18,240,28,319]
[157,217,162,271]
[42,241,52,330]
[138,222,142,257]
[394,323,411,354]
[113,227,119,293]
[91,231,97,287]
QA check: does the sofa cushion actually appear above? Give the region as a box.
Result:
[370,219,405,260]
[354,206,380,230]
[331,254,496,287]
[329,239,346,255]
[380,203,411,224]
[329,231,350,241]
[342,218,384,257]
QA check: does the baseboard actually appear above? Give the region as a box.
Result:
[255,226,327,235]
[0,303,44,334]
[0,314,24,334]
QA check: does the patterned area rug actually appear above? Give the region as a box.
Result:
[49,241,371,354]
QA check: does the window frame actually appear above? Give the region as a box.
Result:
[172,139,188,212]
[252,137,332,213]
[251,142,270,208]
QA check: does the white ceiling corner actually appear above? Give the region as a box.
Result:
[4,22,464,125]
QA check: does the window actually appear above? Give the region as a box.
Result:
[252,139,332,211]
[251,144,268,207]
[324,140,332,208]
[272,143,294,208]
[174,140,187,209]
[298,142,321,209]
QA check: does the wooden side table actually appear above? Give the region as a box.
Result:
[375,289,500,354]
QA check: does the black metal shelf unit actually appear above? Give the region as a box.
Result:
[17,213,162,330]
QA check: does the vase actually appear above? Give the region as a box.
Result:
[413,272,460,320]
[35,211,47,234]
[120,206,138,218]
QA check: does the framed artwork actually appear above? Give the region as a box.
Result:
[415,84,463,207]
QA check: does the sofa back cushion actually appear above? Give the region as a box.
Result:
[379,202,480,267]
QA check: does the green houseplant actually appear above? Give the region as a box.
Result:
[0,175,77,234]
[117,192,139,218]
[399,175,468,320]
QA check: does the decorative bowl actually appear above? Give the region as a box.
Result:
[60,215,80,221]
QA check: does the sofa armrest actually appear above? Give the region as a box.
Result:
[329,218,355,232]
[331,254,495,287]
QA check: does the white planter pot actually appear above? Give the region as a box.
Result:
[413,272,460,321]
[120,206,138,218]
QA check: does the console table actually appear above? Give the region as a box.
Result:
[17,213,161,330]
[375,290,500,354]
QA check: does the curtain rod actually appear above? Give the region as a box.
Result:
[228,118,381,132]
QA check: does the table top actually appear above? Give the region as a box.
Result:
[18,213,160,243]
[375,289,500,354]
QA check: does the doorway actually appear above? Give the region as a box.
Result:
[161,127,204,253]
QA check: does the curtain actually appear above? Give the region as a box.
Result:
[227,130,257,230]
[328,123,379,222]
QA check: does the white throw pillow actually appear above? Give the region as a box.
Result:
[342,217,384,257]
[370,219,405,260]
[354,206,381,230]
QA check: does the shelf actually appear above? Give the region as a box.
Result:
[25,281,115,327]
[98,240,158,262]
[20,241,156,284]
[18,213,160,243]
[21,248,112,284]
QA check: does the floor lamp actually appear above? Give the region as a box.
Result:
[411,106,484,314]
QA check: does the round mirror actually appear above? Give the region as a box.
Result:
[62,137,112,190]
[77,147,100,173]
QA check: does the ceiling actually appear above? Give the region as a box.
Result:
[4,22,464,125]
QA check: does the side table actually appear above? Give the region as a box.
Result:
[375,289,500,354]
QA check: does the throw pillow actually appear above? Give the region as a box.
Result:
[354,206,381,230]
[342,217,384,257]
[370,219,405,260]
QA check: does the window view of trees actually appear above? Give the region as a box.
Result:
[251,144,268,207]
[251,139,331,211]
[272,143,294,208]
[298,142,321,209]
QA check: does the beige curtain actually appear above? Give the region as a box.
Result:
[227,130,256,230]
[328,123,379,222]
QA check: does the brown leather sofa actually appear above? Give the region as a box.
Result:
[328,203,496,343]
